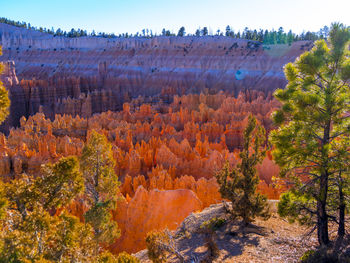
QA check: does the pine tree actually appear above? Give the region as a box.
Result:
[287,30,294,46]
[45,211,95,262]
[37,155,84,211]
[225,25,231,37]
[201,27,208,36]
[195,29,200,37]
[0,182,7,220]
[80,130,121,256]
[0,47,10,124]
[216,115,270,225]
[177,26,185,37]
[0,156,92,262]
[270,23,350,247]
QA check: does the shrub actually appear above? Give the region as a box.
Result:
[300,247,341,263]
[215,115,270,225]
[145,230,169,263]
[116,252,140,263]
[300,250,316,262]
[199,217,224,261]
[98,251,117,263]
[200,217,226,232]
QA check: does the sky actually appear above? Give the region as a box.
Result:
[1,0,350,35]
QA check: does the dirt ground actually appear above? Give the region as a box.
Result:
[134,202,318,263]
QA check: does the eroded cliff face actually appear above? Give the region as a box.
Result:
[0,23,313,131]
[111,187,202,253]
[0,91,283,253]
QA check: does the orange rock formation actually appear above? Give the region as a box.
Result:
[111,187,202,253]
[0,22,312,132]
[0,91,282,253]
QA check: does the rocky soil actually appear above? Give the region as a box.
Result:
[134,202,317,263]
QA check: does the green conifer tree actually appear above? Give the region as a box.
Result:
[201,27,208,36]
[270,23,350,247]
[177,26,185,37]
[0,156,91,262]
[0,46,10,124]
[80,131,120,256]
[216,115,270,225]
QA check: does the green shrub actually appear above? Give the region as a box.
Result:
[145,230,169,263]
[116,252,140,263]
[300,250,315,262]
[98,251,117,263]
[300,247,339,263]
[200,217,226,232]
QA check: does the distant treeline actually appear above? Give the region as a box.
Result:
[0,17,330,44]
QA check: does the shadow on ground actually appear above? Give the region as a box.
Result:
[176,218,265,262]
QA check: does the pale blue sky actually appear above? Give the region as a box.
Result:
[1,0,349,35]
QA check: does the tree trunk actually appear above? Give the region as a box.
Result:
[38,230,43,255]
[338,181,345,239]
[334,179,345,254]
[317,200,329,246]
[94,237,99,259]
[94,151,100,204]
[16,200,27,221]
[316,169,330,246]
[316,120,330,246]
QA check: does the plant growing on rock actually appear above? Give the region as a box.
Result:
[145,229,184,263]
[146,230,169,263]
[216,114,270,225]
[200,217,226,232]
[200,217,225,261]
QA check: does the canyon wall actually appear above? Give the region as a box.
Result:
[0,23,313,131]
[0,23,293,254]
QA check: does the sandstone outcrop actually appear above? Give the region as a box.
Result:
[111,187,202,253]
[120,174,221,208]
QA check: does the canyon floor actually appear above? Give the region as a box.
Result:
[135,202,317,263]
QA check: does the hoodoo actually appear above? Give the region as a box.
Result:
[0,22,312,131]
